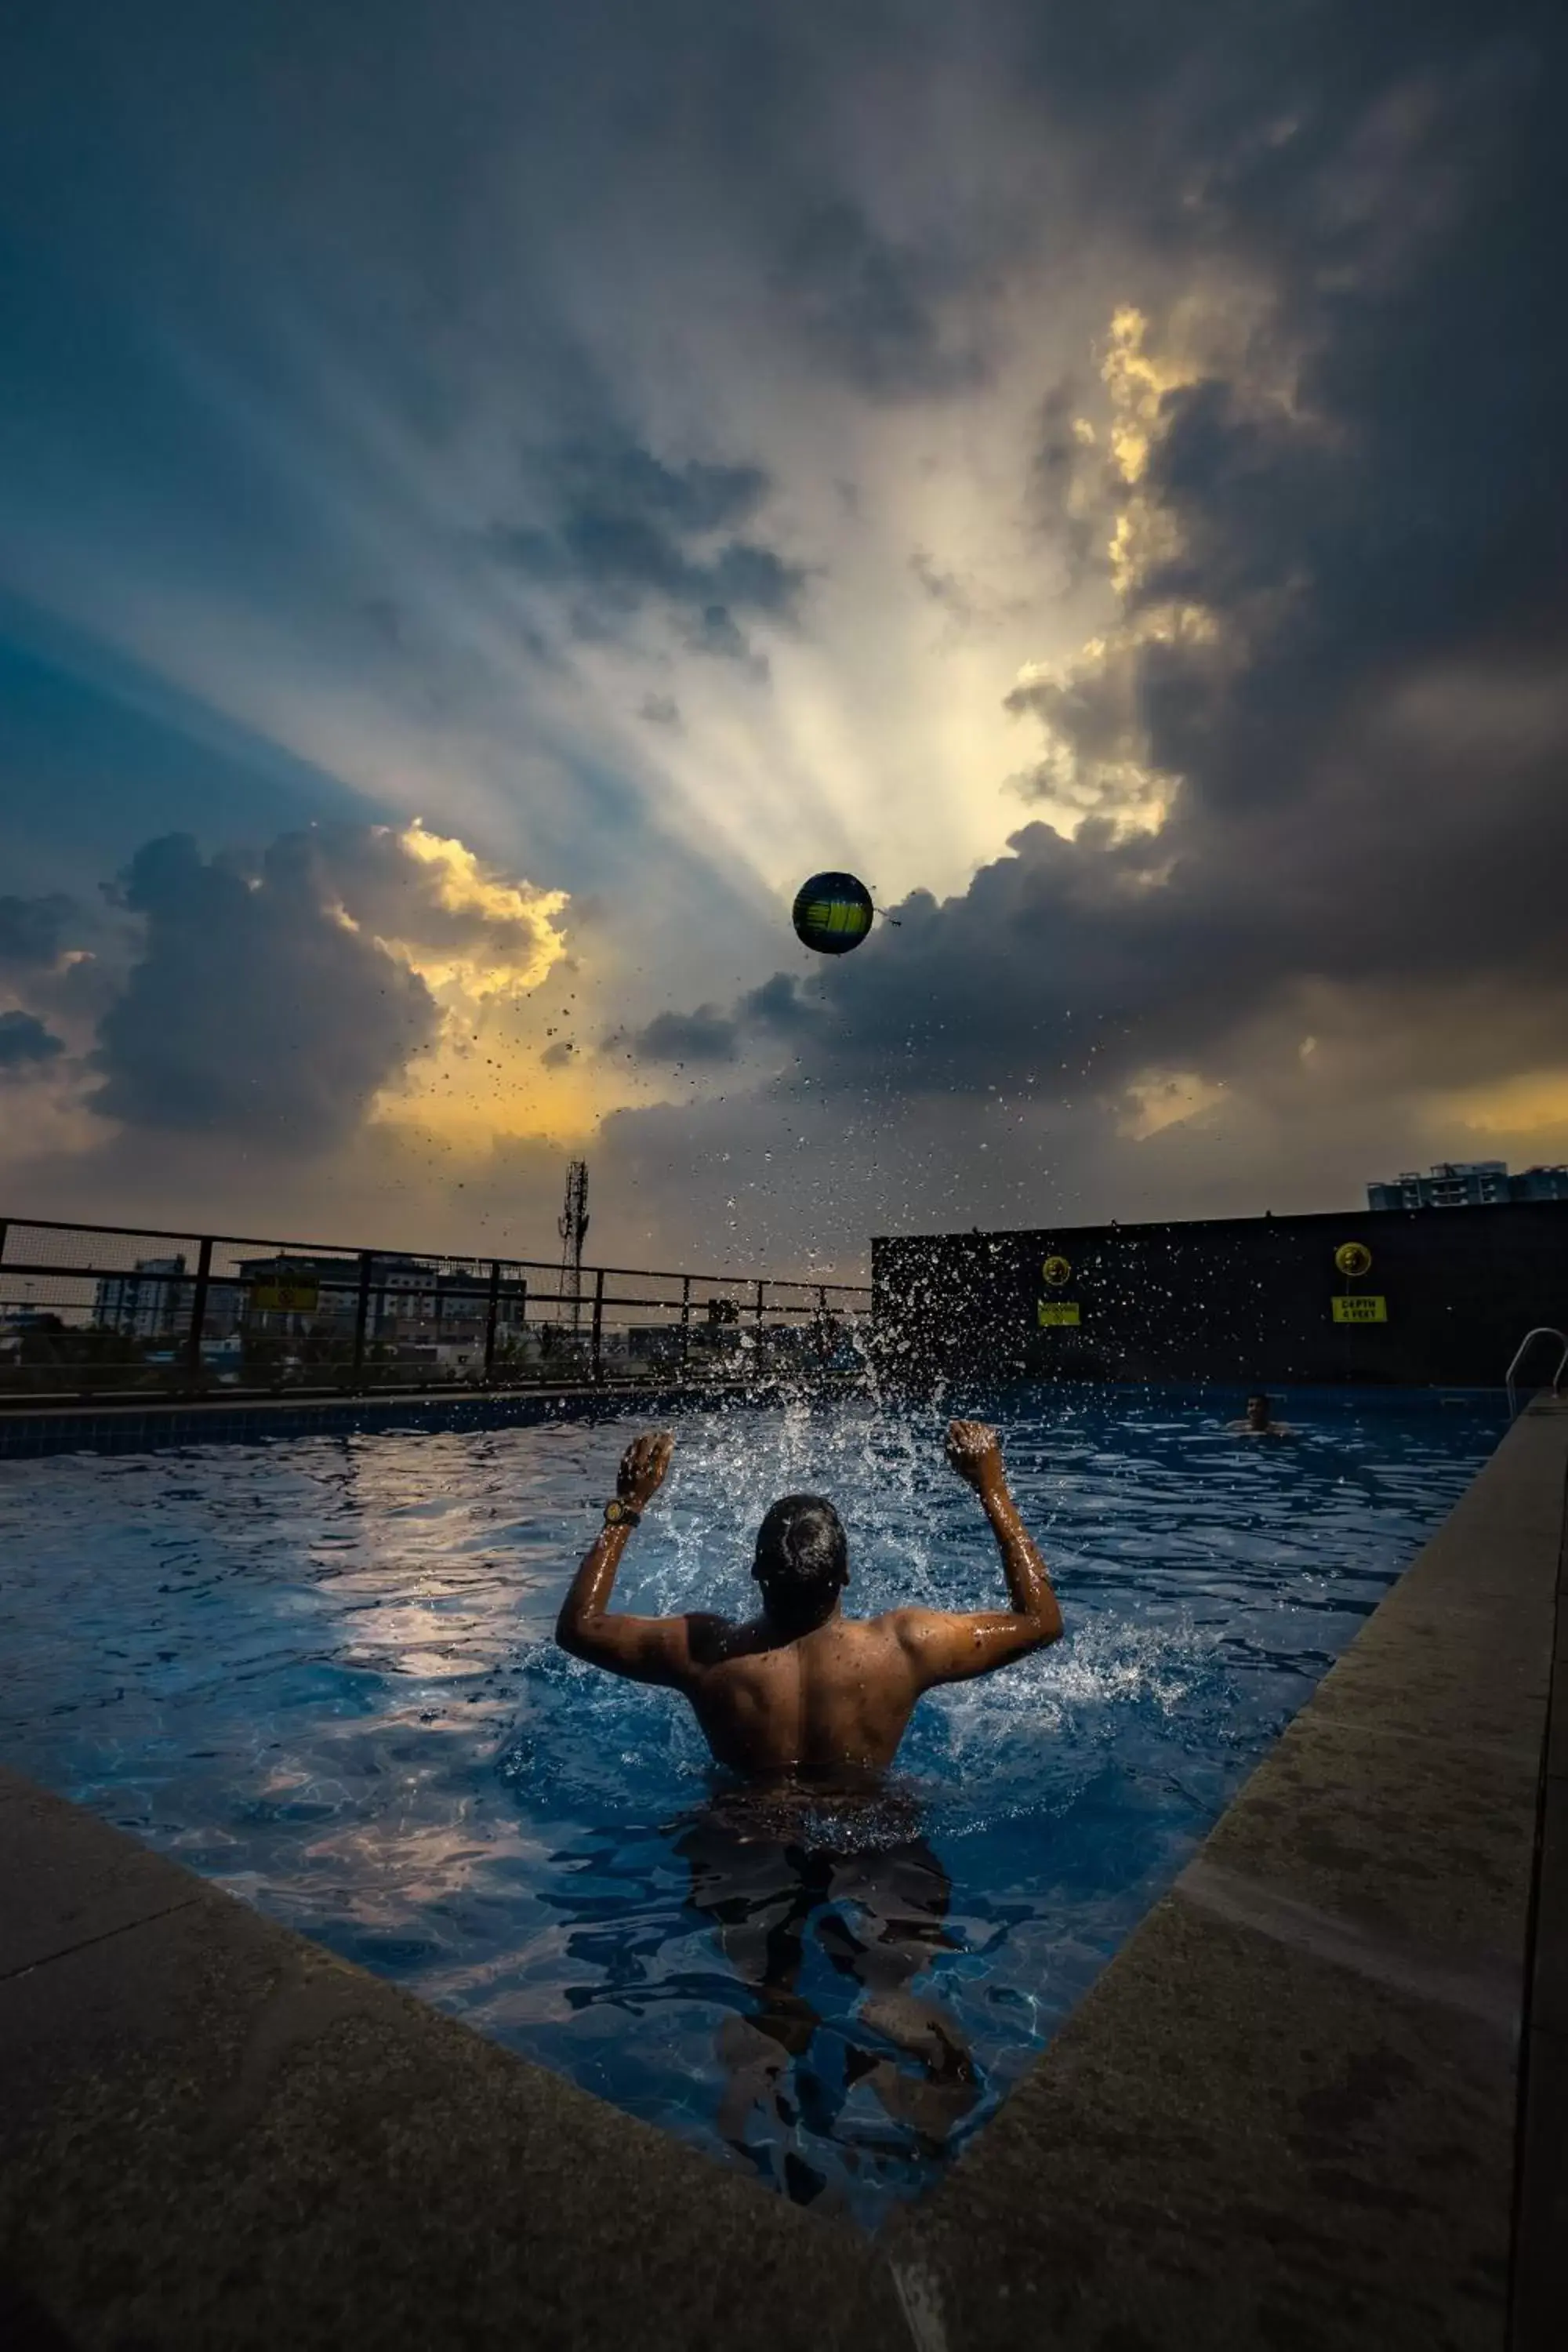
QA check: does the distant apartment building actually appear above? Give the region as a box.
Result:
[94,1255,244,1341]
[93,1255,188,1339]
[234,1254,526,1342]
[1510,1165,1568,1202]
[1367,1161,1568,1210]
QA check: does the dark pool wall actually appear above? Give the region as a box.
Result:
[873,1200,1568,1388]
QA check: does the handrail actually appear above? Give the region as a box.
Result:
[0,1210,873,1403]
[0,1260,851,1318]
[1504,1325,1568,1419]
[0,1211,868,1293]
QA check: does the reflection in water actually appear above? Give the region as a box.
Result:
[673,1784,982,2201]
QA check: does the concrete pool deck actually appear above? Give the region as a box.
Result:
[2,1400,1563,2348]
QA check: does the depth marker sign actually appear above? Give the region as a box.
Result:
[1330,1237,1385,1325]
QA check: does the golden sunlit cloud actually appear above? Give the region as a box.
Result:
[1007,604,1219,834]
[1425,1069,1568,1140]
[343,820,608,1144]
[1119,1068,1229,1140]
[1001,302,1210,836]
[1006,292,1309,841]
[389,819,570,998]
[1096,291,1312,599]
[1099,304,1200,597]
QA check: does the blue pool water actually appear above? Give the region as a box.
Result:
[0,1386,1501,2227]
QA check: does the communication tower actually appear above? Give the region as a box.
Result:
[558,1160,590,1328]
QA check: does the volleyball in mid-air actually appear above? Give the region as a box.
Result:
[791,871,873,956]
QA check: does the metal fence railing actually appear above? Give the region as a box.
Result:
[0,1214,871,1406]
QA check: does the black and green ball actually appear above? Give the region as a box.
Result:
[791,871,873,956]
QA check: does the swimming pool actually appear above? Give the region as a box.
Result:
[0,1386,1502,2229]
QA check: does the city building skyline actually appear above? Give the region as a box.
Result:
[1367,1163,1568,1212]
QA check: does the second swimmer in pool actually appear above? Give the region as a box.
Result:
[554,1417,1062,1779]
[1229,1391,1295,1438]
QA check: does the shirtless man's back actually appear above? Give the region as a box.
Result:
[555,1419,1062,1778]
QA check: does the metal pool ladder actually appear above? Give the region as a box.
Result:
[1504,1326,1568,1419]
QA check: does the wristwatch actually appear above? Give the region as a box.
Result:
[603,1497,641,1530]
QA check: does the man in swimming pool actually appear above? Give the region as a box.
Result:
[554,1417,1062,1778]
[1229,1391,1294,1437]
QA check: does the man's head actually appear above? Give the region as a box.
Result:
[753,1493,848,1632]
[1246,1392,1272,1431]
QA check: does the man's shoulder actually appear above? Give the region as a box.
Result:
[789,1610,913,1657]
[868,1606,949,1650]
[681,1610,742,1668]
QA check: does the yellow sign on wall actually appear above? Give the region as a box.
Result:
[1038,1301,1081,1327]
[1041,1255,1073,1289]
[252,1279,321,1314]
[1331,1293,1387,1324]
[1334,1241,1374,1279]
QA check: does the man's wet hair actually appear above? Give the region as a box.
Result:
[753,1494,848,1627]
[1247,1392,1271,1410]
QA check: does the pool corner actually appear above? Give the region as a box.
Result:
[0,1766,911,2350]
[879,1396,1568,2349]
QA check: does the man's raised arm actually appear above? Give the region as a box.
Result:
[895,1420,1063,1690]
[555,1432,710,1685]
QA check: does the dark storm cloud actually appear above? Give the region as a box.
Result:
[638,825,1218,1097]
[615,1003,739,1066]
[91,833,441,1147]
[626,0,1568,1145]
[559,445,769,537]
[1034,6,1567,687]
[672,648,1568,1112]
[493,433,809,665]
[1029,382,1097,588]
[1053,9,1568,1023]
[772,200,990,401]
[0,894,74,969]
[617,971,825,1066]
[739,973,823,1033]
[0,1009,65,1073]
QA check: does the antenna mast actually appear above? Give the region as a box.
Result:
[557,1160,590,1329]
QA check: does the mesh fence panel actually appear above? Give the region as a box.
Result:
[0,1218,869,1401]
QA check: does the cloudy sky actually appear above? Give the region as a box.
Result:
[2,1,1564,1276]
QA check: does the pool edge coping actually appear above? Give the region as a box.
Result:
[880,1396,1567,2350]
[0,1374,1512,1460]
[1,1401,1563,2347]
